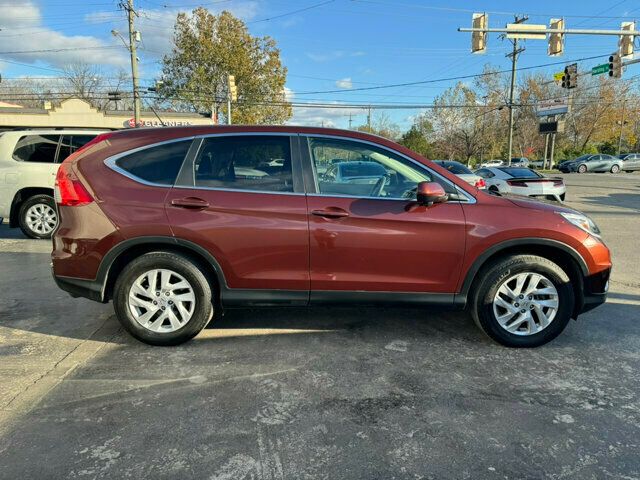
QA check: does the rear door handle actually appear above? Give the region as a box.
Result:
[311,208,350,219]
[171,197,210,209]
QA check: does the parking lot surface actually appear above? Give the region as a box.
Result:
[1,173,639,479]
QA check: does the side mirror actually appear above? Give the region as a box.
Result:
[416,181,448,206]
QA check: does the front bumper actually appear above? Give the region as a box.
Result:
[577,267,611,315]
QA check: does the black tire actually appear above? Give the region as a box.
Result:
[610,164,620,174]
[488,185,500,194]
[18,194,57,239]
[577,164,587,174]
[470,254,574,348]
[113,251,214,346]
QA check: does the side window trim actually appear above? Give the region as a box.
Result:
[173,133,305,195]
[299,134,475,203]
[104,137,195,187]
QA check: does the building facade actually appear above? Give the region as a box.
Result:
[0,98,213,132]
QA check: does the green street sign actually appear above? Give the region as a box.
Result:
[592,64,609,76]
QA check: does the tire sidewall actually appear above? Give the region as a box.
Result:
[19,194,57,239]
[578,164,587,173]
[474,258,574,348]
[113,252,213,346]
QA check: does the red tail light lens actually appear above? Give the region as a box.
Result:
[553,179,564,187]
[474,178,486,189]
[55,163,93,206]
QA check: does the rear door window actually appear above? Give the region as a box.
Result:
[114,140,192,185]
[12,134,60,163]
[58,135,98,162]
[192,135,293,193]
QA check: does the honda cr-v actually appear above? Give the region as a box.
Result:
[51,126,611,347]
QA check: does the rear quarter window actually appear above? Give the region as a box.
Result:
[12,134,60,163]
[114,140,192,185]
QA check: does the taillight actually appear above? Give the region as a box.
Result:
[55,163,93,206]
[475,178,486,189]
[553,179,564,187]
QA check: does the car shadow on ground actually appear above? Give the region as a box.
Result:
[579,193,640,212]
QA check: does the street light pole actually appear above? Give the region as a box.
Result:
[121,0,141,127]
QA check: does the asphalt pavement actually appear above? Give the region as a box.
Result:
[0,172,639,479]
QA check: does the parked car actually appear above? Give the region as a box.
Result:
[433,160,486,189]
[510,157,530,167]
[529,159,557,169]
[321,161,387,184]
[52,126,610,348]
[0,129,106,238]
[558,154,623,173]
[617,153,640,172]
[480,159,504,168]
[475,166,566,202]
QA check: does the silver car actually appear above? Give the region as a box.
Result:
[559,154,623,173]
[475,166,566,202]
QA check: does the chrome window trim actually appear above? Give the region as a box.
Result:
[104,136,195,188]
[302,133,477,204]
[172,184,306,197]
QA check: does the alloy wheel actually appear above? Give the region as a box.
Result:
[25,203,57,235]
[492,272,559,336]
[128,268,196,333]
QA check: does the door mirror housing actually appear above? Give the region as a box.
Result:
[416,181,448,206]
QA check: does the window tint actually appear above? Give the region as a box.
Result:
[12,135,60,163]
[499,167,540,178]
[116,140,191,185]
[439,161,472,175]
[58,135,97,162]
[475,169,494,178]
[193,135,292,192]
[310,137,450,199]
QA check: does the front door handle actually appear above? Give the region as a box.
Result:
[311,208,350,219]
[171,197,210,209]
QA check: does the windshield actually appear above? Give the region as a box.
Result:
[498,167,541,178]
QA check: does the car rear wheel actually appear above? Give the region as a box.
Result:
[18,194,58,239]
[470,254,574,348]
[610,164,620,174]
[113,251,214,346]
[577,164,587,174]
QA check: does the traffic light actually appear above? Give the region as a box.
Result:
[609,53,622,78]
[562,63,577,89]
[471,13,488,54]
[548,18,564,56]
[619,21,635,57]
[227,75,238,101]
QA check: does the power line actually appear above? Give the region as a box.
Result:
[289,54,616,95]
[247,0,335,24]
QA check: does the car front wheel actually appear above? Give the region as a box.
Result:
[470,254,574,348]
[610,164,620,173]
[113,251,214,346]
[577,164,587,173]
[18,194,58,239]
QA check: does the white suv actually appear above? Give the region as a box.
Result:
[0,130,105,238]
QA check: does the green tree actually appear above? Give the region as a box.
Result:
[158,8,291,124]
[399,116,433,157]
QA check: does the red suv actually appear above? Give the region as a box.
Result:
[51,126,611,347]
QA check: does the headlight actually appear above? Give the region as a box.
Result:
[558,212,601,237]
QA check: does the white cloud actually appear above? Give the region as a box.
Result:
[0,1,129,70]
[335,77,352,89]
[285,87,363,128]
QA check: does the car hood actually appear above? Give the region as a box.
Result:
[498,192,576,214]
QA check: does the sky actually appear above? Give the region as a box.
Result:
[0,0,639,129]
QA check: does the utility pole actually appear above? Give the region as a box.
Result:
[120,0,141,127]
[367,106,372,132]
[506,15,527,166]
[348,113,353,129]
[618,99,626,154]
[543,133,549,170]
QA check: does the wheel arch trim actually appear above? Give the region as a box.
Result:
[456,238,589,303]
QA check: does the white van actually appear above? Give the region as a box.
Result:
[0,130,106,238]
